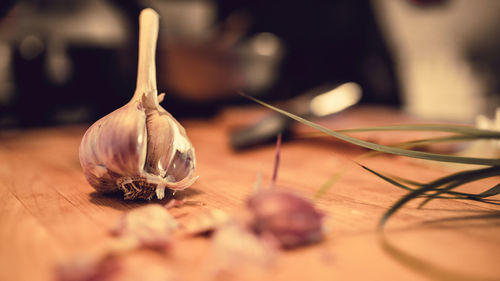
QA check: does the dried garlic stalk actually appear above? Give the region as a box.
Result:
[79,8,197,200]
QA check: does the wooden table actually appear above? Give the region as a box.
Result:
[1,106,499,281]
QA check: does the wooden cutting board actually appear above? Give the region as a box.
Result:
[1,106,499,281]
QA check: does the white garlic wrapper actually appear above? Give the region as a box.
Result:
[79,9,197,200]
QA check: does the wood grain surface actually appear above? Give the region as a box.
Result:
[1,106,499,281]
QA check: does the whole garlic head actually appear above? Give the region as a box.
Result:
[79,9,197,200]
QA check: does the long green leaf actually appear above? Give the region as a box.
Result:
[419,169,500,207]
[358,164,475,201]
[390,175,500,201]
[390,135,498,147]
[359,164,414,192]
[379,234,493,281]
[240,92,500,166]
[378,166,500,228]
[338,124,500,137]
[390,175,424,187]
[352,134,484,169]
[314,134,486,199]
[469,198,500,205]
[478,183,500,197]
[314,169,345,200]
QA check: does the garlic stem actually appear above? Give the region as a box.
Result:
[133,8,159,104]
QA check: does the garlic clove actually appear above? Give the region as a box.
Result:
[142,99,175,178]
[246,190,324,249]
[141,99,197,190]
[79,101,148,192]
[157,109,197,186]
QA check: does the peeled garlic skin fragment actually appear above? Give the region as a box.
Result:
[79,100,147,193]
[111,204,178,248]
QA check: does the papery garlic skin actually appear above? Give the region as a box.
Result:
[111,204,178,249]
[79,9,197,200]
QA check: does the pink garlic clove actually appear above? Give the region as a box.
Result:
[246,190,325,249]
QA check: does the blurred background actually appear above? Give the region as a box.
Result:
[0,0,499,128]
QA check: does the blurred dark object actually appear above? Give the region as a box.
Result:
[0,0,15,18]
[231,82,362,150]
[158,0,399,117]
[160,40,245,101]
[215,0,400,105]
[407,0,448,7]
[0,0,138,128]
[0,0,399,128]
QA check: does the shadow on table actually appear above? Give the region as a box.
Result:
[390,208,500,231]
[88,187,204,211]
[380,209,500,281]
[418,210,500,229]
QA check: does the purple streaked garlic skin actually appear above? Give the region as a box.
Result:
[79,9,197,200]
[246,190,324,249]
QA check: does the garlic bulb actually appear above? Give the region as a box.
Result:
[79,8,197,200]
